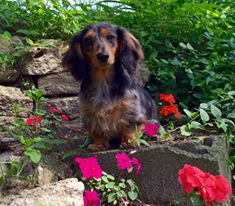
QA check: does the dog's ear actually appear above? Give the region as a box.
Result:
[62,33,87,81]
[117,27,144,74]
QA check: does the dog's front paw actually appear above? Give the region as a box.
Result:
[87,143,109,152]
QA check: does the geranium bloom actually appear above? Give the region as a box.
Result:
[179,164,231,205]
[159,94,176,103]
[199,174,231,204]
[61,114,69,121]
[142,122,159,137]
[48,106,62,114]
[74,156,102,179]
[159,105,180,118]
[213,175,231,203]
[132,157,141,176]
[198,173,216,202]
[116,152,132,170]
[26,116,42,126]
[84,190,101,206]
[178,164,205,192]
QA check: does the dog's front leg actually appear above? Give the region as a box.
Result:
[87,132,109,152]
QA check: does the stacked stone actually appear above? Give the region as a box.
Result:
[0,39,85,150]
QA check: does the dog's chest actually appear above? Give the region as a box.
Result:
[79,95,135,133]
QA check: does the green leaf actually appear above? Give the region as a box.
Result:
[179,42,187,49]
[199,103,208,109]
[180,125,192,136]
[210,104,222,118]
[190,121,204,130]
[183,109,193,118]
[101,176,109,183]
[107,193,117,203]
[199,109,209,122]
[106,182,115,189]
[24,148,41,164]
[26,38,34,46]
[139,139,150,146]
[128,191,138,200]
[190,195,204,206]
[106,174,115,180]
[186,42,194,50]
[228,113,235,119]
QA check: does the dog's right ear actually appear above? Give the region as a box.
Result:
[62,33,87,81]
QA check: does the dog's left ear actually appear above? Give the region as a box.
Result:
[117,27,144,74]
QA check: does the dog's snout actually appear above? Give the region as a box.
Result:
[97,52,109,62]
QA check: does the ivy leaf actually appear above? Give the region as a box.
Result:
[190,121,204,130]
[107,193,116,203]
[128,191,138,200]
[24,148,41,164]
[199,109,209,123]
[180,125,192,136]
[210,104,222,118]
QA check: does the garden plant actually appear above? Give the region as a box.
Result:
[0,0,234,205]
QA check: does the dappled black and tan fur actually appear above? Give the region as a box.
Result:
[62,22,156,151]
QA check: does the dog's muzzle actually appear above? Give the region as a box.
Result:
[97,52,109,62]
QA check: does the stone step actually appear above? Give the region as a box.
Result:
[94,136,231,205]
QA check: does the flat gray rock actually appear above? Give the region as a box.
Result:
[0,86,33,117]
[38,72,80,97]
[0,178,84,206]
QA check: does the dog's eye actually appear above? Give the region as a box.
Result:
[83,37,93,46]
[106,35,116,41]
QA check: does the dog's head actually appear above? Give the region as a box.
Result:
[62,22,144,80]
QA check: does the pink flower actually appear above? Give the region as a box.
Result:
[142,122,159,137]
[84,190,101,206]
[132,157,141,176]
[116,152,132,170]
[74,156,102,179]
[61,114,69,121]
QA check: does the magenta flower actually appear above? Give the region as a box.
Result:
[142,122,159,137]
[74,156,102,179]
[84,190,101,206]
[132,157,141,176]
[116,152,132,170]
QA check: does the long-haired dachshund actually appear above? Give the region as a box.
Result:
[62,22,156,151]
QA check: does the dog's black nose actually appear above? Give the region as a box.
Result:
[97,52,109,62]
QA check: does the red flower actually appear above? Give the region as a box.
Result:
[61,114,69,121]
[116,152,132,170]
[132,157,141,176]
[26,116,42,126]
[159,105,179,117]
[213,175,231,203]
[175,111,181,119]
[84,190,101,206]
[74,156,102,179]
[199,174,231,203]
[198,173,216,202]
[178,164,231,205]
[178,164,205,193]
[142,122,159,137]
[48,106,62,114]
[160,94,176,103]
